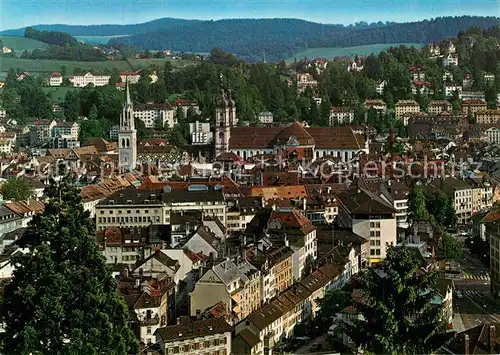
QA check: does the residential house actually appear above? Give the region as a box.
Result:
[296,73,317,93]
[486,127,500,145]
[172,98,200,117]
[375,80,387,95]
[395,100,421,120]
[444,84,463,98]
[0,107,5,119]
[80,184,111,217]
[118,274,176,345]
[120,71,141,84]
[461,91,486,101]
[463,73,474,89]
[484,73,496,83]
[4,200,44,227]
[462,99,488,117]
[49,72,63,86]
[442,54,459,67]
[29,120,57,146]
[409,65,426,81]
[475,110,500,124]
[182,226,223,260]
[154,317,232,355]
[329,107,354,126]
[0,206,23,252]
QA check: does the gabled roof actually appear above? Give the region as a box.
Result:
[236,329,260,348]
[275,122,314,146]
[336,186,396,215]
[155,317,231,342]
[442,323,500,354]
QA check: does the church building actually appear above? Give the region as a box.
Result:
[118,84,137,172]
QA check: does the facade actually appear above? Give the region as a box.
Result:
[489,222,500,297]
[51,122,79,140]
[69,72,111,87]
[296,73,317,93]
[109,125,119,140]
[134,103,176,129]
[444,84,463,98]
[0,107,5,119]
[173,98,201,117]
[120,71,141,84]
[336,186,397,264]
[429,178,473,225]
[95,189,165,231]
[190,259,261,323]
[118,85,137,172]
[189,120,213,145]
[486,127,500,145]
[258,112,274,124]
[29,120,57,146]
[475,110,500,124]
[49,72,63,86]
[428,100,452,115]
[462,99,488,117]
[375,80,387,95]
[395,100,421,120]
[155,317,232,355]
[329,107,354,126]
[442,54,459,67]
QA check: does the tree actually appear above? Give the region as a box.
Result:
[442,233,464,261]
[343,245,449,354]
[316,289,350,325]
[408,185,430,221]
[427,190,457,228]
[0,179,34,201]
[88,104,98,121]
[0,178,139,354]
[109,69,122,86]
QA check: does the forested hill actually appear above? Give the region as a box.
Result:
[0,18,201,37]
[109,16,499,61]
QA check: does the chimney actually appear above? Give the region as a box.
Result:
[490,325,496,354]
[464,334,469,355]
[302,197,307,211]
[123,268,129,279]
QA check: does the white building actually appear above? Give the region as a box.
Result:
[120,71,141,84]
[69,72,111,87]
[442,54,459,67]
[329,107,354,126]
[376,80,387,95]
[134,103,176,129]
[296,73,318,93]
[189,120,213,145]
[486,127,500,145]
[109,125,119,140]
[258,112,274,124]
[49,72,63,86]
[444,84,463,98]
[118,85,137,172]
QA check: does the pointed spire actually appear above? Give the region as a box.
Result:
[126,80,132,106]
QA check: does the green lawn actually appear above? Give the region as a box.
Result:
[0,35,50,52]
[286,43,424,62]
[0,57,133,73]
[42,87,81,103]
[128,58,196,70]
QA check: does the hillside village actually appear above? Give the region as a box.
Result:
[0,22,500,355]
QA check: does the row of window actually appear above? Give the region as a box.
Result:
[98,216,160,224]
[370,222,381,228]
[101,209,159,214]
[370,249,381,256]
[167,338,227,354]
[369,240,381,246]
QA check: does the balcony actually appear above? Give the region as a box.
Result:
[139,315,160,326]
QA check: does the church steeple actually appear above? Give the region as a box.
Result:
[118,81,137,172]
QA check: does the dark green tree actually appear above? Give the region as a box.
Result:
[0,178,139,354]
[316,289,350,325]
[1,179,34,201]
[343,245,449,355]
[427,190,457,228]
[442,233,464,261]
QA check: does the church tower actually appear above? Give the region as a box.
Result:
[118,83,137,172]
[215,89,237,157]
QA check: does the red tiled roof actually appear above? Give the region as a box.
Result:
[51,72,62,77]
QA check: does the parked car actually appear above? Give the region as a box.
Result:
[456,290,463,299]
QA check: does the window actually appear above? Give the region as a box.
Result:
[147,326,151,334]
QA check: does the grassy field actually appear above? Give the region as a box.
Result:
[42,87,81,103]
[0,57,132,72]
[129,58,197,70]
[75,35,130,45]
[286,43,424,62]
[0,57,196,73]
[0,36,49,52]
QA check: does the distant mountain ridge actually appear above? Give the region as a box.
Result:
[2,16,499,61]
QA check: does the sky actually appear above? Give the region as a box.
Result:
[1,0,499,31]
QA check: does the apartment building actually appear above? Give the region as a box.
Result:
[134,103,176,129]
[155,317,232,355]
[49,72,63,86]
[189,120,213,145]
[486,127,500,145]
[69,72,111,87]
[51,121,79,139]
[29,120,57,146]
[395,100,421,120]
[225,197,261,233]
[466,176,493,214]
[190,259,261,323]
[336,186,397,264]
[462,99,488,117]
[163,185,227,226]
[245,245,294,302]
[428,100,452,115]
[442,53,459,67]
[173,98,201,117]
[329,107,354,126]
[429,178,473,225]
[95,189,166,230]
[475,110,500,124]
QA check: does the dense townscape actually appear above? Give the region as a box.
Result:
[0,11,500,355]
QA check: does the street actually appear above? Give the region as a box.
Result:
[452,251,500,329]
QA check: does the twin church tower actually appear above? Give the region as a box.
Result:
[117,87,237,171]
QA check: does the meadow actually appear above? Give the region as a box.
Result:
[286,43,424,62]
[42,87,81,103]
[0,35,49,52]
